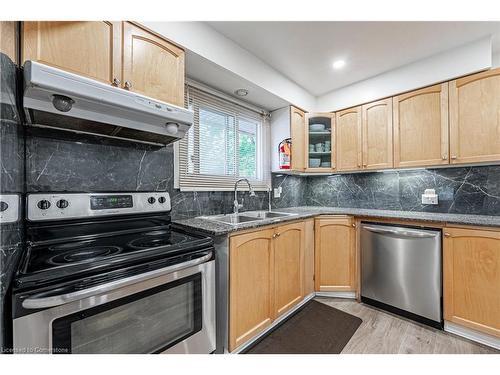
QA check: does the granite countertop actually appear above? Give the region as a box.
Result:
[173,206,500,236]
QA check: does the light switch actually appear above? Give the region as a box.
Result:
[273,188,281,198]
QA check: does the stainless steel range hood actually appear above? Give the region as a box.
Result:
[23,61,193,146]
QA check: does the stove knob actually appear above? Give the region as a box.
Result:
[56,199,69,209]
[37,200,51,210]
[158,196,166,204]
[0,201,8,212]
[147,197,156,204]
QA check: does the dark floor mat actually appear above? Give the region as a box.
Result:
[245,300,362,354]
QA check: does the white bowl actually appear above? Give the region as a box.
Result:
[309,124,325,132]
[309,158,321,168]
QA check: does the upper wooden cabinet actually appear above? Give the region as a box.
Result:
[290,106,306,171]
[122,22,185,107]
[361,98,393,170]
[1,21,18,63]
[335,106,362,172]
[22,21,122,85]
[393,83,449,168]
[273,221,305,317]
[443,227,500,338]
[305,112,335,172]
[449,68,500,164]
[314,216,357,292]
[22,21,185,106]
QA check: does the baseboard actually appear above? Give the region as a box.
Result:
[230,293,316,354]
[315,291,356,299]
[444,321,500,350]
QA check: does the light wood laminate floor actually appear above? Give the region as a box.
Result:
[316,297,499,354]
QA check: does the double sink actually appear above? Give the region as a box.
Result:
[200,210,297,226]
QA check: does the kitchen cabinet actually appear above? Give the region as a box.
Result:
[122,22,185,107]
[229,220,307,351]
[361,98,393,170]
[274,221,305,317]
[303,218,315,296]
[443,227,500,338]
[335,106,362,172]
[1,21,18,63]
[449,68,500,164]
[305,113,335,171]
[229,228,275,352]
[314,216,357,292]
[290,106,306,171]
[22,21,122,86]
[393,83,449,168]
[22,21,185,106]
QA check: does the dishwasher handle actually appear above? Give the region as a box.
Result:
[362,225,439,238]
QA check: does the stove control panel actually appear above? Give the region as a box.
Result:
[0,194,20,224]
[27,192,171,221]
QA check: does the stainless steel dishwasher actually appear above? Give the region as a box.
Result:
[360,223,442,328]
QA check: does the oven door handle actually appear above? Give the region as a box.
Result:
[22,252,213,309]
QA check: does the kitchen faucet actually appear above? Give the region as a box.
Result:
[233,178,256,214]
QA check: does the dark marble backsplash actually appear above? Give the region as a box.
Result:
[26,127,270,220]
[271,166,500,216]
[1,53,24,351]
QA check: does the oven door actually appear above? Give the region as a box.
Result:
[13,252,215,354]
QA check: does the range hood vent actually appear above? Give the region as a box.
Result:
[23,61,193,146]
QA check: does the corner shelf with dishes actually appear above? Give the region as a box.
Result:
[305,113,335,172]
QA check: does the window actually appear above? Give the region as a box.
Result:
[176,84,270,191]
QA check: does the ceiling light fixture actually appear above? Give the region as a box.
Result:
[332,60,346,70]
[234,88,249,97]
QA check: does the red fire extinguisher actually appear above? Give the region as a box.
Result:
[279,138,292,170]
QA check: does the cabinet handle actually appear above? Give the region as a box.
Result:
[272,233,278,238]
[444,232,451,237]
[112,78,121,87]
[352,223,356,228]
[124,81,132,90]
[442,155,447,160]
[450,155,457,160]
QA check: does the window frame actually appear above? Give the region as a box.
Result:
[174,82,271,192]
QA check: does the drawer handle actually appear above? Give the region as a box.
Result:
[444,232,451,237]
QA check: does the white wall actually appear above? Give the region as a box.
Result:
[142,22,316,111]
[315,37,493,112]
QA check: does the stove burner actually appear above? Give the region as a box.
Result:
[129,234,188,249]
[49,246,122,265]
[144,230,169,236]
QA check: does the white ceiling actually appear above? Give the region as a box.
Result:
[185,51,289,111]
[206,21,500,96]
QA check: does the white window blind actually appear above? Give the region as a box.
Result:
[176,84,271,191]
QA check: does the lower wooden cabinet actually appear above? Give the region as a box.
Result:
[229,221,307,352]
[314,216,357,292]
[443,227,500,338]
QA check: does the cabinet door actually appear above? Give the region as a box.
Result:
[336,106,362,171]
[393,84,449,168]
[1,21,17,63]
[305,112,335,172]
[361,98,393,170]
[449,68,500,164]
[443,227,500,338]
[22,21,121,85]
[229,229,274,351]
[290,106,306,171]
[123,22,185,107]
[314,216,356,292]
[274,221,305,317]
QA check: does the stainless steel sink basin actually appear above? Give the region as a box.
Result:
[205,214,263,225]
[199,211,297,226]
[241,211,296,219]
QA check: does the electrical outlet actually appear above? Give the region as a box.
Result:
[421,189,438,205]
[273,188,281,198]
